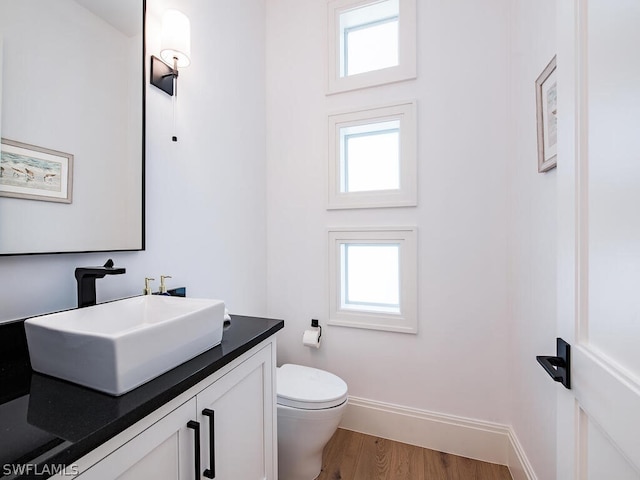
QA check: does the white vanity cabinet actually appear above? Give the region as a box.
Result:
[62,340,276,480]
[196,345,274,479]
[70,398,197,479]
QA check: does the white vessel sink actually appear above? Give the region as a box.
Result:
[24,295,225,396]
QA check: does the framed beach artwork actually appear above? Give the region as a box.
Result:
[535,55,557,173]
[0,139,73,203]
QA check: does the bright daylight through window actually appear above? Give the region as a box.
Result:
[341,243,400,313]
[340,0,399,77]
[340,120,400,193]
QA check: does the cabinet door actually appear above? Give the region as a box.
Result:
[75,399,198,480]
[196,345,275,480]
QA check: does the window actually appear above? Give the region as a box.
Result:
[328,102,417,209]
[341,1,399,77]
[328,227,417,333]
[341,243,400,313]
[327,0,416,94]
[341,120,400,193]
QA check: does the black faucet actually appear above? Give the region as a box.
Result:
[75,259,126,308]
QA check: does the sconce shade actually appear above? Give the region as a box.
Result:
[160,9,191,68]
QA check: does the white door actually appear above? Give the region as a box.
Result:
[555,0,640,478]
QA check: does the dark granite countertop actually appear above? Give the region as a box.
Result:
[0,314,283,479]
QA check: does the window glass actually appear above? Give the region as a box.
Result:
[339,0,399,77]
[340,120,400,193]
[345,18,398,76]
[341,243,400,313]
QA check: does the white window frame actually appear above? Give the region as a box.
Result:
[328,101,417,209]
[327,0,417,94]
[328,226,418,334]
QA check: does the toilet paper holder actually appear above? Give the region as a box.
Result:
[311,319,322,340]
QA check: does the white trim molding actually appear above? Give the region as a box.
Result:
[328,226,418,333]
[507,427,538,480]
[340,396,537,480]
[327,0,417,94]
[327,101,417,210]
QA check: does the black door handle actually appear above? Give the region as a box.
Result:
[202,409,216,478]
[536,337,571,389]
[187,420,201,480]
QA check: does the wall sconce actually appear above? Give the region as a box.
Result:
[150,9,191,97]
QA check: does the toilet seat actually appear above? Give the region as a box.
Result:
[277,364,348,410]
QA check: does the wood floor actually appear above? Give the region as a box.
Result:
[317,428,513,480]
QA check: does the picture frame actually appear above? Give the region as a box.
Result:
[535,55,558,173]
[0,138,73,203]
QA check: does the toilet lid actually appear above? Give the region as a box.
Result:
[277,364,348,410]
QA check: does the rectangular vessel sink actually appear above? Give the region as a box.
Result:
[25,296,225,396]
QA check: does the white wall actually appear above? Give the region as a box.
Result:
[0,1,560,474]
[0,0,267,323]
[265,0,511,423]
[507,0,557,478]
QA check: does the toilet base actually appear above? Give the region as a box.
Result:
[277,401,346,480]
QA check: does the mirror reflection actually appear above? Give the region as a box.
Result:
[0,0,144,255]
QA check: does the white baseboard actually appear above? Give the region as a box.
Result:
[339,396,537,480]
[507,428,538,480]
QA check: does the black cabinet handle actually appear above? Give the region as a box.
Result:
[187,420,201,480]
[202,409,216,478]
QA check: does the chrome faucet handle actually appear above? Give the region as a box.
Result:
[159,275,172,294]
[144,277,155,295]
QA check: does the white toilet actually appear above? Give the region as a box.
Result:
[276,364,348,480]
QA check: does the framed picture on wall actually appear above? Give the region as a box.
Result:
[535,55,557,173]
[0,138,73,203]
